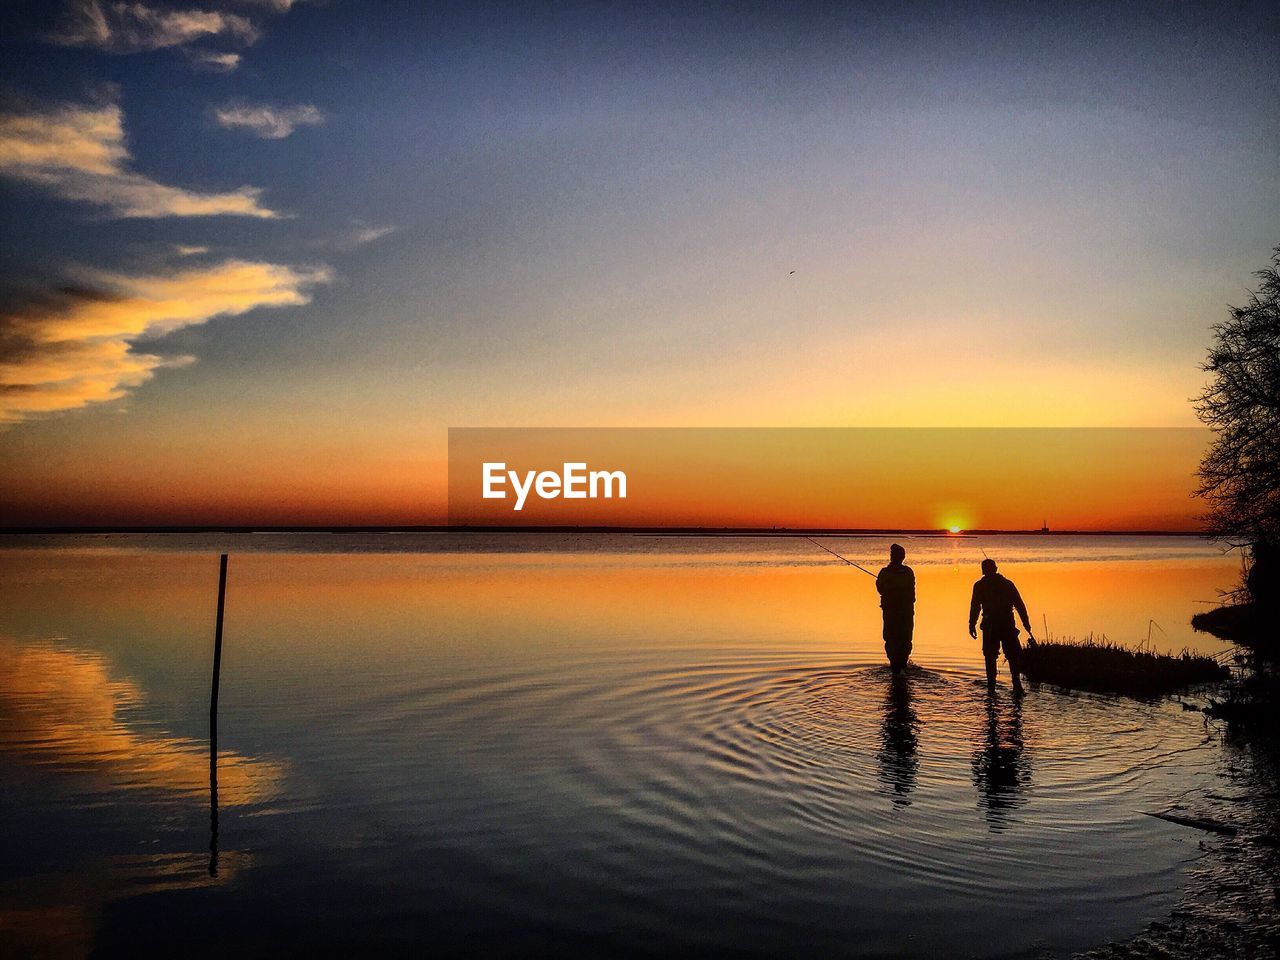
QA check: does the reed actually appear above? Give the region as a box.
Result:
[1020,635,1229,698]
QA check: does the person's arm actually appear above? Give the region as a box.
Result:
[875,570,885,597]
[1012,585,1032,634]
[909,568,916,603]
[968,584,980,638]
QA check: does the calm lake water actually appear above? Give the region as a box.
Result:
[0,534,1261,957]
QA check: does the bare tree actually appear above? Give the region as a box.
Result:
[1194,247,1280,585]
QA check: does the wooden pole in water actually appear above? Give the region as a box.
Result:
[209,553,227,875]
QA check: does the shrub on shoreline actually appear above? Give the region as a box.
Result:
[1020,637,1229,698]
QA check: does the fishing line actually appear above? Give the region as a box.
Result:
[805,536,876,579]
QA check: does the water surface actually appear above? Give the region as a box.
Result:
[0,534,1248,957]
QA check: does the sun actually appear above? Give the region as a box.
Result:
[948,525,962,534]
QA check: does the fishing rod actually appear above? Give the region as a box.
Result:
[805,536,876,579]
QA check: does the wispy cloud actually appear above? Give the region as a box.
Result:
[318,222,397,251]
[190,49,242,71]
[50,0,258,53]
[0,101,279,218]
[235,0,301,10]
[215,102,324,140]
[0,260,329,423]
[350,224,396,245]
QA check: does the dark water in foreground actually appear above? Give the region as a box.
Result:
[0,534,1274,958]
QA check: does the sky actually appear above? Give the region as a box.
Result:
[447,428,1211,531]
[1,0,1277,526]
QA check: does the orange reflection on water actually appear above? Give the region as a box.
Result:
[150,551,1235,667]
[0,637,283,804]
[0,547,1235,674]
[0,546,1237,790]
[0,542,1247,959]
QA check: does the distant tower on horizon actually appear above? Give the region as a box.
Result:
[1041,519,1050,534]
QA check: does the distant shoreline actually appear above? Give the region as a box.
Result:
[0,526,1206,537]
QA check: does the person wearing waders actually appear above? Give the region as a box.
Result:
[968,558,1034,694]
[876,544,915,675]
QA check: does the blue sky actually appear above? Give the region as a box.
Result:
[1,1,1278,522]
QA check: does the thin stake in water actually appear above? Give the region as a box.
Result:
[210,553,227,877]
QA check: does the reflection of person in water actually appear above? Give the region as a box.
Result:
[876,544,915,674]
[971,695,1031,830]
[876,676,919,805]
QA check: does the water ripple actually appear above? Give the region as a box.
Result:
[330,651,1224,956]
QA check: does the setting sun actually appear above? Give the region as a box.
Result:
[0,2,1274,957]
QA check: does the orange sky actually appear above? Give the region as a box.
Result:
[447,428,1209,531]
[3,5,1272,529]
[1,427,1208,530]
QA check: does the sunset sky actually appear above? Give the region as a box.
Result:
[2,1,1277,526]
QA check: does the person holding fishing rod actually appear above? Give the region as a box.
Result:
[808,538,916,674]
[876,544,916,675]
[969,558,1035,695]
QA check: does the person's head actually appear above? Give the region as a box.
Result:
[889,543,906,564]
[981,558,998,576]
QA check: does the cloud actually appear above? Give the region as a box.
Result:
[236,0,301,10]
[350,224,396,245]
[317,222,396,250]
[50,0,258,53]
[0,101,279,218]
[173,244,210,256]
[190,49,242,71]
[0,259,329,423]
[215,102,324,139]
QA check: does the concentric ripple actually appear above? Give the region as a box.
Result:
[333,653,1224,957]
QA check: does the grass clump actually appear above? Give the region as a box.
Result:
[1021,635,1229,698]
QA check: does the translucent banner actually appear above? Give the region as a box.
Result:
[447,428,1208,531]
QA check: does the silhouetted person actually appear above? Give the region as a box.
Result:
[971,694,1031,830]
[876,675,919,806]
[968,558,1033,693]
[876,544,915,674]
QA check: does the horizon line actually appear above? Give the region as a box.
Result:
[0,525,1206,537]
